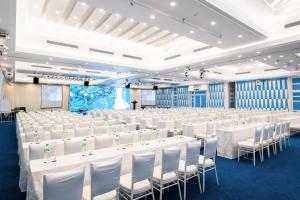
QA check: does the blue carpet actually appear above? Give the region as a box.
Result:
[1,121,300,200]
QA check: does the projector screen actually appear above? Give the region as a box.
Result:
[69,85,131,112]
[142,90,156,105]
[41,85,63,108]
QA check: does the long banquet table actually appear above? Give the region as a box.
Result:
[216,123,267,159]
[26,136,195,200]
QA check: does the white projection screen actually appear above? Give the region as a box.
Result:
[41,85,63,108]
[142,90,156,105]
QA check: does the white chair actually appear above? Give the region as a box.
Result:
[51,130,63,139]
[260,126,271,160]
[93,125,108,135]
[198,138,219,192]
[125,123,137,132]
[95,134,113,149]
[93,120,106,127]
[178,142,202,200]
[29,143,44,160]
[110,125,124,133]
[83,158,122,200]
[75,127,90,137]
[79,121,91,128]
[63,123,74,130]
[238,128,263,166]
[283,121,291,147]
[206,122,216,138]
[152,148,182,200]
[119,152,155,200]
[273,123,283,154]
[267,125,276,155]
[43,167,85,200]
[64,139,82,155]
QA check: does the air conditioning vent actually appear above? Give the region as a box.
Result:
[264,67,280,71]
[89,48,114,55]
[213,71,222,74]
[151,77,161,80]
[85,70,102,74]
[164,78,173,81]
[31,65,53,69]
[46,40,78,49]
[193,46,212,53]
[164,54,180,61]
[285,20,300,29]
[123,54,143,60]
[60,68,78,72]
[235,71,251,75]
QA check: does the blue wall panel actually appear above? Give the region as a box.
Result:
[209,83,225,108]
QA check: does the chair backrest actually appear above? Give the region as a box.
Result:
[75,127,89,137]
[206,122,215,135]
[93,125,108,135]
[51,130,63,139]
[79,121,91,128]
[142,130,153,141]
[43,167,85,200]
[95,134,113,149]
[90,158,122,199]
[63,123,73,130]
[275,123,282,136]
[161,147,181,174]
[268,125,275,139]
[132,152,155,183]
[175,120,183,129]
[119,133,133,145]
[186,141,201,166]
[110,124,124,133]
[64,139,82,155]
[0,99,11,112]
[29,143,44,160]
[203,138,218,159]
[254,127,262,143]
[125,123,136,131]
[262,126,269,141]
[93,120,106,127]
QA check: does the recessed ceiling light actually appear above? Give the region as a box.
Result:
[267,55,272,58]
[118,28,123,32]
[46,62,49,65]
[49,57,53,61]
[279,55,284,58]
[55,10,60,15]
[3,57,7,60]
[142,22,147,26]
[274,62,278,65]
[154,26,159,30]
[189,30,194,34]
[210,21,216,26]
[141,34,146,38]
[283,65,287,68]
[85,62,88,65]
[99,8,104,12]
[298,64,300,66]
[34,5,38,9]
[105,24,110,28]
[238,55,242,58]
[290,59,294,63]
[170,1,177,7]
[250,58,254,62]
[81,2,86,6]
[131,31,135,34]
[150,15,156,20]
[73,16,78,20]
[217,40,222,44]
[201,62,205,65]
[237,34,243,38]
[152,37,156,40]
[256,51,261,54]
[129,18,134,22]
[263,58,267,61]
[90,20,94,24]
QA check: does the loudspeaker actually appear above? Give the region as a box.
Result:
[33,77,39,84]
[153,85,158,90]
[125,83,131,88]
[84,81,89,86]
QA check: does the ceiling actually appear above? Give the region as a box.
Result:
[0,0,300,86]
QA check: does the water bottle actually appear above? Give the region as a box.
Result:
[81,138,87,156]
[44,143,50,163]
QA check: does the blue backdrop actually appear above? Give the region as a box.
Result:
[69,85,131,112]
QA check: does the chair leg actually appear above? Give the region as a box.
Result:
[159,183,163,200]
[253,149,256,166]
[260,147,264,162]
[288,137,291,147]
[274,142,277,155]
[151,182,155,200]
[214,166,219,185]
[197,173,202,194]
[177,179,183,200]
[267,145,270,158]
[202,169,206,192]
[183,177,186,200]
[238,147,240,162]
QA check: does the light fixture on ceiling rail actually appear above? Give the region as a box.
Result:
[128,0,221,39]
[184,66,191,81]
[199,69,206,79]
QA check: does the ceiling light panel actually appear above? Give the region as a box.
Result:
[65,1,91,26]
[29,0,46,17]
[143,30,170,44]
[96,14,125,34]
[44,0,70,21]
[81,8,108,30]
[132,26,160,42]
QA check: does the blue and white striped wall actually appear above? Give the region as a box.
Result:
[208,83,225,108]
[236,78,288,110]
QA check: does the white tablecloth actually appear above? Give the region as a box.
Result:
[182,123,207,137]
[216,123,266,159]
[26,136,195,200]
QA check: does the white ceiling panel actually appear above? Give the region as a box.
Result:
[44,0,70,22]
[28,0,46,17]
[81,8,108,30]
[121,23,148,39]
[96,14,125,34]
[132,26,160,42]
[109,18,137,37]
[65,1,91,26]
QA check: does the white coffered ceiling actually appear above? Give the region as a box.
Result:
[0,0,300,85]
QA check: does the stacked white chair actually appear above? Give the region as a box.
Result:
[119,152,155,200]
[199,138,219,192]
[152,147,182,200]
[43,167,85,200]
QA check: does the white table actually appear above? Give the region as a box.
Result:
[279,115,300,135]
[216,123,266,159]
[26,136,195,200]
[182,123,207,137]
